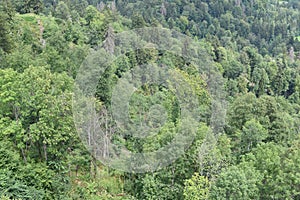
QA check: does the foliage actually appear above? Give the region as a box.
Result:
[0,0,300,199]
[184,173,210,200]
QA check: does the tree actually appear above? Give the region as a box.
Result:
[252,67,269,97]
[110,0,117,12]
[0,67,75,162]
[97,1,105,12]
[84,5,107,47]
[17,0,44,14]
[0,0,15,53]
[0,67,78,198]
[55,2,71,20]
[240,119,267,152]
[103,25,115,54]
[160,3,167,17]
[246,143,283,199]
[131,13,146,29]
[227,93,257,131]
[268,112,295,143]
[184,173,210,200]
[280,138,300,199]
[210,165,261,200]
[289,46,295,61]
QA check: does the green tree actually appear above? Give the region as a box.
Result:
[0,0,15,53]
[250,143,285,199]
[131,13,146,28]
[240,119,268,153]
[184,173,210,200]
[0,67,75,162]
[210,164,261,200]
[55,2,71,20]
[16,0,44,14]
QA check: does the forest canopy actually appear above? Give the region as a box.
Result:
[0,0,300,199]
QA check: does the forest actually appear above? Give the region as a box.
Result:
[0,0,300,199]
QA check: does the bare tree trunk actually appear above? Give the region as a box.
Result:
[76,165,79,177]
[43,143,48,162]
[21,148,27,163]
[13,105,27,163]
